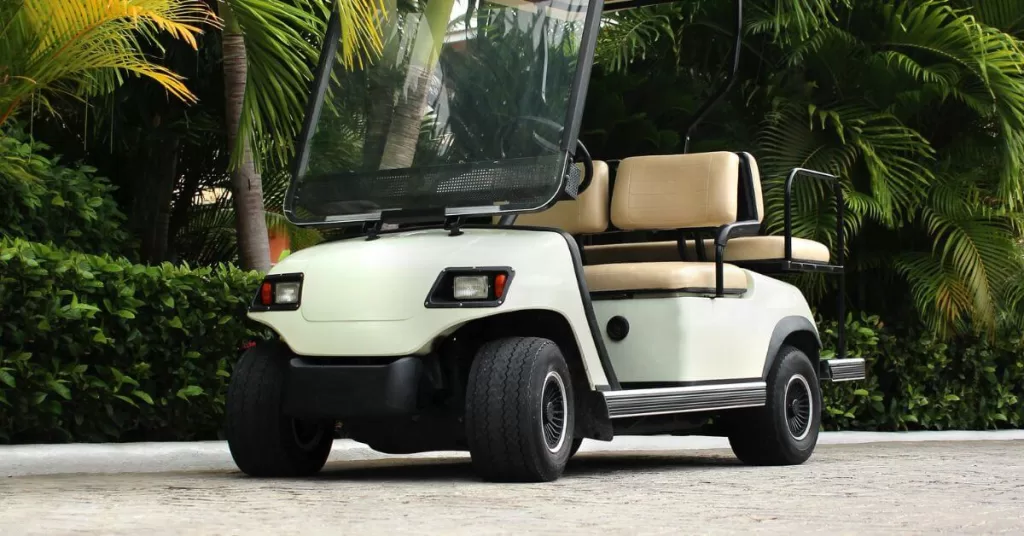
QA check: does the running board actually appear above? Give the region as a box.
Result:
[602,382,766,419]
[821,358,866,382]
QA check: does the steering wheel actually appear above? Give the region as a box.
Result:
[498,115,595,195]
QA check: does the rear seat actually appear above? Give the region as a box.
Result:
[582,152,748,295]
[583,152,830,265]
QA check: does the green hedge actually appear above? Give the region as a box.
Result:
[0,124,132,257]
[821,313,1024,430]
[1,238,1021,443]
[0,239,263,443]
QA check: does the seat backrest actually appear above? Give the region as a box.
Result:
[512,160,610,235]
[610,152,740,231]
[737,152,765,223]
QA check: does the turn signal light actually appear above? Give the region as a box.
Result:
[494,273,508,298]
[260,281,273,306]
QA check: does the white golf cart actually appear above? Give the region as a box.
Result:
[226,0,866,482]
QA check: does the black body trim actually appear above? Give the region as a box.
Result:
[424,267,515,308]
[762,315,822,378]
[248,272,305,312]
[282,356,423,419]
[590,288,746,300]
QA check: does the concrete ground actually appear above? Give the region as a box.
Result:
[1,434,1023,535]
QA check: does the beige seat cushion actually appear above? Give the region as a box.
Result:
[511,161,610,235]
[584,236,830,264]
[585,262,748,294]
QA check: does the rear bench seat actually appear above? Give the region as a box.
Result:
[583,152,830,266]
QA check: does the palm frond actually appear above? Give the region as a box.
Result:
[225,0,387,172]
[0,0,217,126]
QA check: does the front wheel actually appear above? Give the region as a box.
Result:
[225,341,334,477]
[727,344,821,466]
[464,337,576,482]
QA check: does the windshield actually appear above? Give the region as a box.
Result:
[287,0,596,224]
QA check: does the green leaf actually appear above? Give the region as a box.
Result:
[185,351,201,359]
[168,317,183,329]
[117,310,136,319]
[162,295,175,308]
[0,370,15,388]
[132,391,154,405]
[176,385,204,399]
[93,331,108,343]
[47,380,71,400]
[114,394,138,407]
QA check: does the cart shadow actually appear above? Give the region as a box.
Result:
[304,451,741,482]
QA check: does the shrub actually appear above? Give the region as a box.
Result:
[821,313,1024,431]
[0,123,132,258]
[0,238,264,443]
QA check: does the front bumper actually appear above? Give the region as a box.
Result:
[820,357,867,382]
[282,356,423,419]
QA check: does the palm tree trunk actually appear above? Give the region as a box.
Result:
[378,0,455,171]
[221,6,271,272]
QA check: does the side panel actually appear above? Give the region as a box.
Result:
[248,228,610,389]
[592,272,815,384]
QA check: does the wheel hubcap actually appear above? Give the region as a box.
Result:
[541,371,568,453]
[784,374,813,441]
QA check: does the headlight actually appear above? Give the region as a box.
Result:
[426,268,514,308]
[251,274,304,311]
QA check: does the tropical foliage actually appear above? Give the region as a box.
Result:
[582,0,1024,339]
[0,0,215,127]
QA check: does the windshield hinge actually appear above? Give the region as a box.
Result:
[444,215,463,236]
[362,220,384,241]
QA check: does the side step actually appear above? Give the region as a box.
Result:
[821,358,867,382]
[602,382,765,419]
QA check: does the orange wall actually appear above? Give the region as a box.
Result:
[269,229,290,266]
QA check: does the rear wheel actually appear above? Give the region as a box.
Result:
[465,337,576,482]
[226,341,334,477]
[727,344,821,465]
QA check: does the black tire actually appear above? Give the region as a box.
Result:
[728,344,821,466]
[569,437,584,458]
[226,340,334,477]
[464,337,576,482]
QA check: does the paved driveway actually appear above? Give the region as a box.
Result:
[1,440,1022,535]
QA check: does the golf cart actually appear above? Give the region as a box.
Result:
[226,0,866,482]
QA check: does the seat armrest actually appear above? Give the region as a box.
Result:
[712,220,761,297]
[783,168,844,267]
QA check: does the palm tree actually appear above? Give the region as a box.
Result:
[0,0,215,128]
[215,0,386,271]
